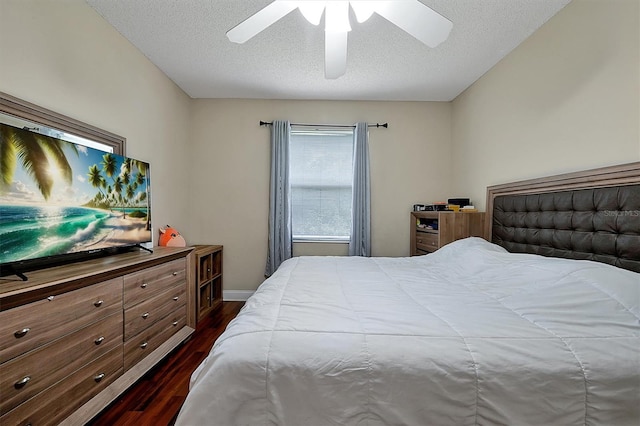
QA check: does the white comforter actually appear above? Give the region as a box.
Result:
[176,238,640,426]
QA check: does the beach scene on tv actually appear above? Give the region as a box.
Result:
[0,122,151,264]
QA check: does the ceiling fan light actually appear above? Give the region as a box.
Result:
[349,1,375,23]
[226,0,453,79]
[325,1,351,33]
[297,1,326,26]
[325,30,348,79]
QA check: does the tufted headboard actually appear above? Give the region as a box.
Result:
[486,162,640,273]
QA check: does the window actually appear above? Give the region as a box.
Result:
[0,92,125,155]
[0,112,116,153]
[290,128,354,241]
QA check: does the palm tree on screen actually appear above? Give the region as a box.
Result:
[113,175,124,217]
[101,153,117,179]
[131,160,150,230]
[126,184,135,209]
[87,164,107,198]
[0,125,77,200]
[102,153,128,215]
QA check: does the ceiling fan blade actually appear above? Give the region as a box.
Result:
[298,1,326,26]
[325,31,348,79]
[372,0,453,48]
[226,1,298,44]
[350,1,376,23]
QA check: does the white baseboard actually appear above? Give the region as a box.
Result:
[223,290,254,301]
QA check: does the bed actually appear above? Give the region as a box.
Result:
[176,162,640,426]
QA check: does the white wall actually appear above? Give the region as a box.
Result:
[188,99,451,291]
[451,0,640,210]
[0,0,193,238]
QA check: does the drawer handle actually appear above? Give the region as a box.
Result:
[141,283,148,289]
[94,300,104,307]
[47,296,55,302]
[94,373,105,383]
[14,376,31,389]
[172,320,178,327]
[94,336,105,345]
[172,272,178,276]
[14,328,30,338]
[172,296,179,301]
[141,312,150,319]
[140,342,148,349]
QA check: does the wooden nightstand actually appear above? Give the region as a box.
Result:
[193,245,223,323]
[410,211,485,256]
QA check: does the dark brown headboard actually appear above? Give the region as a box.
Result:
[486,162,640,273]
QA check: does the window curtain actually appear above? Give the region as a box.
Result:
[349,122,371,256]
[265,120,292,276]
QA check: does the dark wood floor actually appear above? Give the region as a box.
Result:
[88,301,244,426]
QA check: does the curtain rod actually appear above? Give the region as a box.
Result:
[259,121,388,129]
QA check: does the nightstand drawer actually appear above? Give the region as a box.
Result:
[0,312,122,415]
[0,277,123,363]
[124,308,186,371]
[124,286,186,340]
[124,258,186,308]
[415,232,439,252]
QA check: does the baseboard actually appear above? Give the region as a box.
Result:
[223,290,254,301]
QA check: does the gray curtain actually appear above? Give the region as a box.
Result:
[265,120,292,276]
[349,122,371,256]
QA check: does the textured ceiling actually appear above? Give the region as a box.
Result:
[86,0,572,101]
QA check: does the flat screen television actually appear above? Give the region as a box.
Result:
[0,122,152,280]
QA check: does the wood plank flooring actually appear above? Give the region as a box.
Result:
[87,301,244,426]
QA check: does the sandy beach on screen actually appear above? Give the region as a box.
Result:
[84,212,150,249]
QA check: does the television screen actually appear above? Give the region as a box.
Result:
[0,122,151,275]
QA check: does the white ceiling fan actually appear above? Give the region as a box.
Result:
[226,0,453,79]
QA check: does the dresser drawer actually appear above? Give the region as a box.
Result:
[0,278,123,363]
[415,232,439,252]
[124,308,186,371]
[1,346,123,426]
[124,258,186,308]
[124,286,186,341]
[0,312,122,415]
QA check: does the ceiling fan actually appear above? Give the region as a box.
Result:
[226,0,453,79]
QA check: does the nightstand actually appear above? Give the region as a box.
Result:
[410,211,485,255]
[193,245,223,322]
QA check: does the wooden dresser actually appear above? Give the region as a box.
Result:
[0,247,194,425]
[410,211,485,255]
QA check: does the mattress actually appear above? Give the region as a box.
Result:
[176,237,640,425]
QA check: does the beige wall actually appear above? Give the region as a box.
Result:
[451,0,640,210]
[188,99,451,290]
[0,0,193,238]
